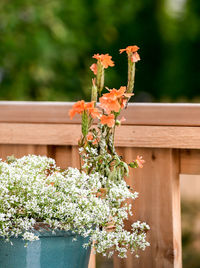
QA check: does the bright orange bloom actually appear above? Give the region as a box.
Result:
[106,87,133,99]
[86,133,98,145]
[87,133,94,141]
[103,87,125,100]
[93,53,114,68]
[119,45,139,54]
[99,96,121,114]
[120,46,140,63]
[69,100,85,119]
[100,114,115,128]
[69,101,101,119]
[136,155,145,168]
[99,87,133,113]
[86,101,101,119]
[90,63,98,75]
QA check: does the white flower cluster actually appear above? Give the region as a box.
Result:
[0,155,149,258]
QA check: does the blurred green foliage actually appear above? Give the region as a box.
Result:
[0,0,199,102]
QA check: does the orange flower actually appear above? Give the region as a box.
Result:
[112,86,127,98]
[87,133,98,145]
[93,53,114,68]
[136,155,145,168]
[99,87,133,113]
[90,63,98,75]
[119,45,139,54]
[120,46,140,63]
[69,101,101,119]
[69,100,85,119]
[99,96,121,114]
[87,133,94,141]
[103,87,125,100]
[106,87,133,99]
[100,114,115,128]
[86,101,101,119]
[85,101,95,110]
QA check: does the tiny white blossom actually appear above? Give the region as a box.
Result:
[23,232,39,241]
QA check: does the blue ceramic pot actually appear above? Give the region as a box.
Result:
[0,229,91,268]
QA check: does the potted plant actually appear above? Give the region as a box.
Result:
[0,46,150,268]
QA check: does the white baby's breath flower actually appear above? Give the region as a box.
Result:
[0,155,149,258]
[23,232,39,241]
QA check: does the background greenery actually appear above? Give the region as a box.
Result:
[181,200,200,268]
[0,0,199,102]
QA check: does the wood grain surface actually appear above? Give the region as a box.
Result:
[0,101,200,126]
[1,123,200,149]
[113,148,182,268]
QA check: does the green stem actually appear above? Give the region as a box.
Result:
[112,112,120,148]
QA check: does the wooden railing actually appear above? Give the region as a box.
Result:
[1,101,200,268]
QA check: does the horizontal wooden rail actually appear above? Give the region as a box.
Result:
[1,123,200,149]
[0,102,200,126]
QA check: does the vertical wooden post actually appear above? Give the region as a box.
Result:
[114,148,182,268]
[88,249,96,268]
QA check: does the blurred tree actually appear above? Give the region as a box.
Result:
[0,0,199,102]
[158,0,200,101]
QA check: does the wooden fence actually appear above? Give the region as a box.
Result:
[1,101,200,268]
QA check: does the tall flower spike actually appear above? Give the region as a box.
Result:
[96,61,104,95]
[120,46,140,94]
[92,53,114,95]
